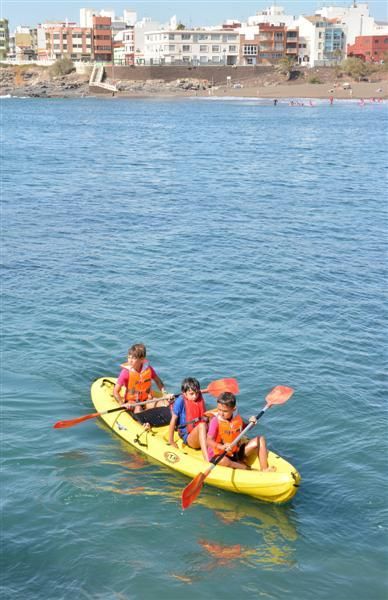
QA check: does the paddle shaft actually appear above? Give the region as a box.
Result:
[87,393,177,418]
[53,377,239,429]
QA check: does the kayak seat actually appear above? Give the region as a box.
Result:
[133,406,172,428]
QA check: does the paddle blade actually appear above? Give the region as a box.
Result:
[181,472,207,510]
[265,385,294,406]
[53,412,99,429]
[205,378,239,397]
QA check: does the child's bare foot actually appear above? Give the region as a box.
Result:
[262,466,276,472]
[143,422,151,431]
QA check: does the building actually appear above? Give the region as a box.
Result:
[133,17,162,64]
[112,28,135,65]
[14,26,38,61]
[297,16,345,66]
[0,18,10,60]
[347,34,388,62]
[316,3,388,46]
[92,16,112,62]
[239,23,298,65]
[144,27,239,65]
[247,5,297,28]
[37,22,93,61]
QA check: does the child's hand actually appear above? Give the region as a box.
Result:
[249,416,257,425]
[169,441,178,449]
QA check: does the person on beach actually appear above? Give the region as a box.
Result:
[168,377,209,461]
[207,392,276,472]
[113,343,166,413]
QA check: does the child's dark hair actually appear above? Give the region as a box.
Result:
[181,377,201,394]
[128,343,146,359]
[217,391,236,408]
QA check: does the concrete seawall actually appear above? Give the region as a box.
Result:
[104,65,273,84]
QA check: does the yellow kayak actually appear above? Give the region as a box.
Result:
[91,377,301,504]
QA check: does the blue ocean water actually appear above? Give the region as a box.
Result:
[1,96,387,599]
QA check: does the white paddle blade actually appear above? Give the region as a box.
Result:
[266,385,294,405]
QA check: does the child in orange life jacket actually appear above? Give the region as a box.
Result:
[168,377,209,461]
[207,392,276,472]
[113,343,166,414]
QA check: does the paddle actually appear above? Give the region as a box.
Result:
[181,385,294,510]
[53,377,239,429]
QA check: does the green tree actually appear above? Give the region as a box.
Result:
[275,56,297,80]
[176,23,186,30]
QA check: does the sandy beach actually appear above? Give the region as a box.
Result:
[1,64,387,100]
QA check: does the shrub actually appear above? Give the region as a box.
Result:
[49,57,75,78]
[340,57,369,81]
[308,76,322,84]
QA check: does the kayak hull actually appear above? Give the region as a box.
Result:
[91,377,301,504]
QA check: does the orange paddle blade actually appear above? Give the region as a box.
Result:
[265,385,294,406]
[181,472,207,510]
[204,378,239,397]
[53,413,99,429]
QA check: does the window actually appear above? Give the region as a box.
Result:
[211,34,220,40]
[229,45,236,52]
[198,34,208,40]
[169,45,175,51]
[244,45,257,55]
[181,33,191,40]
[169,34,175,40]
[200,55,208,63]
[212,45,220,52]
[212,55,220,62]
[199,45,208,52]
[182,45,191,52]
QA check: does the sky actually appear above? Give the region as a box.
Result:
[1,0,388,30]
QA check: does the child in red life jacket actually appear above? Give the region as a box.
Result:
[113,343,166,414]
[168,377,209,461]
[207,392,276,472]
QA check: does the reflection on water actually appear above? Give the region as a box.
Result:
[90,451,299,577]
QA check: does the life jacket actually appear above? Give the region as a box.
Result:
[122,360,153,403]
[214,414,244,456]
[183,393,206,434]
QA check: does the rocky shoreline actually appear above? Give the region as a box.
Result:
[1,64,387,100]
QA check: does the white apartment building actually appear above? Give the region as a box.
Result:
[247,5,297,28]
[113,28,135,65]
[133,17,162,64]
[80,8,137,30]
[315,3,388,45]
[144,28,240,65]
[297,16,345,66]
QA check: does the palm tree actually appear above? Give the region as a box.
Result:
[275,56,297,80]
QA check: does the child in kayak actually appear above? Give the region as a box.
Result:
[168,377,209,461]
[207,392,275,471]
[113,343,166,413]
